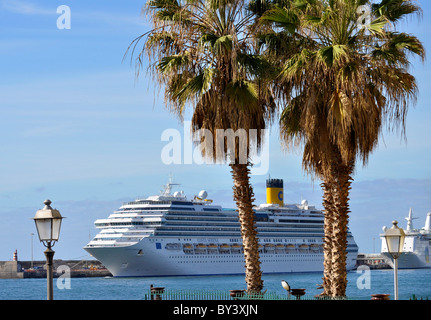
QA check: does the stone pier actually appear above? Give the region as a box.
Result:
[0,261,24,279]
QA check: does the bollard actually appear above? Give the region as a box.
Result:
[290,288,306,300]
[150,284,165,300]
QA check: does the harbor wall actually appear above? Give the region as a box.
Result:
[0,261,24,279]
[0,259,111,279]
[355,253,390,269]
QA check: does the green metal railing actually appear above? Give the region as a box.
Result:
[144,288,349,300]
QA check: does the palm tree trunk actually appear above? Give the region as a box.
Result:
[330,160,353,297]
[230,162,264,293]
[320,150,354,297]
[321,178,336,296]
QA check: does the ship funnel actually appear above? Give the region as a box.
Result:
[425,212,431,231]
[266,178,283,206]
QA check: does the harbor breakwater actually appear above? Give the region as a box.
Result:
[0,259,111,279]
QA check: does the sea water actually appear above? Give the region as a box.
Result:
[1,269,430,300]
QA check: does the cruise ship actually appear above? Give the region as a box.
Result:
[84,178,359,277]
[381,209,431,269]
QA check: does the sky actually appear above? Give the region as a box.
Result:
[0,0,430,262]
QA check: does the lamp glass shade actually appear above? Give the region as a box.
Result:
[386,235,404,255]
[33,200,63,244]
[34,218,52,241]
[34,217,62,242]
[384,221,405,259]
[51,218,62,241]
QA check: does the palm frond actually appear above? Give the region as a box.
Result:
[372,0,422,23]
[261,7,299,34]
[317,44,348,67]
[158,54,189,73]
[226,80,259,111]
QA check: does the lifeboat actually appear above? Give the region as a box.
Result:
[165,243,181,250]
[310,244,320,250]
[264,244,275,252]
[231,243,242,253]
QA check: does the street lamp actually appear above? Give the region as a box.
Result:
[383,220,405,300]
[33,200,63,300]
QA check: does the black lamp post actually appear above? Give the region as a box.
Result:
[33,200,63,300]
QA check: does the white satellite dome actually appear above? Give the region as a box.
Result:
[198,190,208,199]
[301,199,308,207]
[173,191,181,197]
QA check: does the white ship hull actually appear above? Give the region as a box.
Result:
[85,237,357,277]
[382,251,431,269]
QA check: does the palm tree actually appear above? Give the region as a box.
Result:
[258,0,424,297]
[127,0,276,292]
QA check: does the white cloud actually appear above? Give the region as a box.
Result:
[1,0,54,15]
[1,0,147,28]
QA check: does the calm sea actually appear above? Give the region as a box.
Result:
[1,269,430,300]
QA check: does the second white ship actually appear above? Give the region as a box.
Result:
[381,208,431,269]
[84,178,358,277]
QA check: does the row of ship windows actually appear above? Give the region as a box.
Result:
[165,217,323,228]
[96,221,324,230]
[167,238,318,243]
[97,223,323,235]
[95,223,324,231]
[154,234,325,238]
[168,256,322,262]
[99,218,324,224]
[159,225,323,230]
[154,229,325,234]
[120,207,195,211]
[125,201,194,205]
[97,224,325,232]
[115,211,323,224]
[95,222,161,227]
[104,216,324,224]
[164,216,324,223]
[119,207,223,212]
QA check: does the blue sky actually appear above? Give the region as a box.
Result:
[0,0,430,262]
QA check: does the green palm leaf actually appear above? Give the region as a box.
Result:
[317,45,348,67]
[226,80,258,110]
[261,7,299,34]
[158,54,189,73]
